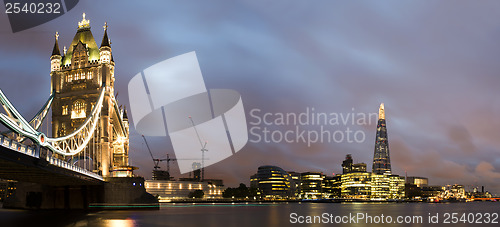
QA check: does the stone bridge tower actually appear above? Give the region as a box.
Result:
[50,13,130,177]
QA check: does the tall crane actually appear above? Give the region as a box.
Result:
[142,135,201,180]
[142,135,165,170]
[189,116,208,182]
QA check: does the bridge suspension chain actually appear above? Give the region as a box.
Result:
[0,88,106,157]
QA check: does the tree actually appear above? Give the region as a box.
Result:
[223,183,258,198]
[188,190,204,198]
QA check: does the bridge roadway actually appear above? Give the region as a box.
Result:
[0,134,103,186]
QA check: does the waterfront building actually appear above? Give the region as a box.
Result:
[323,175,341,198]
[405,183,422,199]
[371,174,390,200]
[300,172,324,199]
[388,175,405,199]
[406,176,428,188]
[287,171,302,198]
[251,166,292,198]
[50,14,132,177]
[441,184,466,200]
[341,172,372,199]
[421,186,444,199]
[341,172,405,200]
[372,103,392,175]
[145,180,221,201]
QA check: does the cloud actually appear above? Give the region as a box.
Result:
[475,162,500,180]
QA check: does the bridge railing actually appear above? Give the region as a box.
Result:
[1,134,36,157]
[1,134,103,181]
[45,154,103,181]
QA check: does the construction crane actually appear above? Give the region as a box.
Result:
[189,116,208,182]
[165,153,178,173]
[142,135,166,170]
[143,135,202,180]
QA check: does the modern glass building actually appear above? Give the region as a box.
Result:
[372,103,392,175]
[300,172,324,199]
[371,174,390,200]
[251,166,292,198]
[388,175,405,199]
[323,175,341,198]
[341,172,372,199]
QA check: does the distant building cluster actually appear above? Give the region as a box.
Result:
[145,180,223,202]
[250,158,405,201]
[250,104,405,200]
[249,104,494,202]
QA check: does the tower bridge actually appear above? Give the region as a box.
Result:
[0,14,156,209]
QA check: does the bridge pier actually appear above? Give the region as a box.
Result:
[3,177,157,210]
[3,182,105,209]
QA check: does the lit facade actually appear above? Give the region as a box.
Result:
[301,172,324,199]
[323,175,341,198]
[406,176,428,188]
[145,180,222,201]
[372,103,392,175]
[341,172,371,199]
[341,173,405,200]
[50,14,131,177]
[251,166,292,198]
[388,175,405,199]
[371,174,390,200]
[287,171,302,198]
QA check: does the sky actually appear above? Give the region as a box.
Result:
[0,0,500,194]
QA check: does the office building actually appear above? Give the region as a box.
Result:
[251,166,292,198]
[300,172,324,199]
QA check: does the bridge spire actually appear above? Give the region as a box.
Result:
[100,22,111,48]
[51,31,61,56]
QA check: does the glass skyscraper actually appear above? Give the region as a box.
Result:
[372,103,392,175]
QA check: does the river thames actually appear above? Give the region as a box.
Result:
[0,202,498,226]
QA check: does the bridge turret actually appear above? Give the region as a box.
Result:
[50,32,62,72]
[99,22,112,64]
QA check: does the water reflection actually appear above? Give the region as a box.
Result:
[103,218,136,227]
[0,202,498,227]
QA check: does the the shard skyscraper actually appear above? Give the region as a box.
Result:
[372,103,392,175]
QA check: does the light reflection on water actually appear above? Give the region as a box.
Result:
[0,202,498,227]
[103,218,136,227]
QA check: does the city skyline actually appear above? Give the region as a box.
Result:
[0,1,499,194]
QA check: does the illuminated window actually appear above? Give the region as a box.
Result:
[62,105,68,115]
[87,71,93,79]
[59,123,66,137]
[71,100,86,119]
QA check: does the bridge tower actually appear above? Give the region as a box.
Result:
[50,13,130,177]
